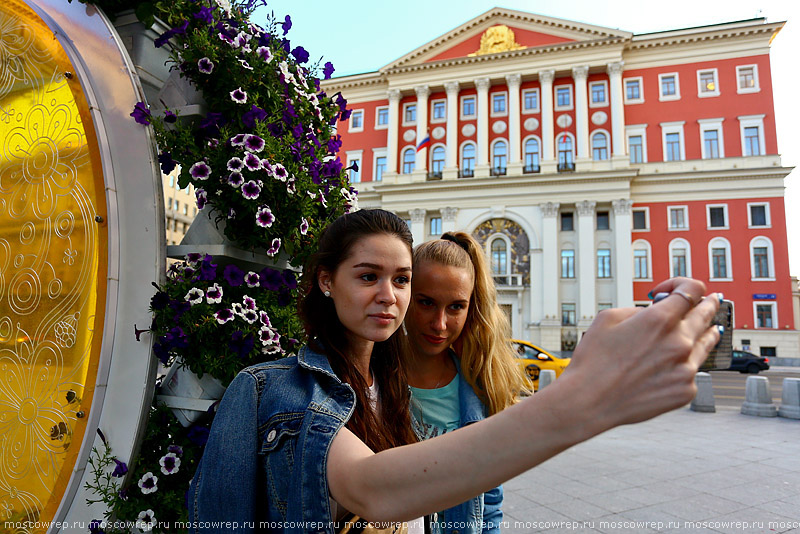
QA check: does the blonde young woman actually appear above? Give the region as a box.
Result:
[404,232,529,533]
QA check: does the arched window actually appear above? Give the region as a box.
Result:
[492,140,507,175]
[557,134,574,171]
[708,237,732,280]
[668,238,692,278]
[430,146,445,178]
[632,239,652,280]
[402,147,415,174]
[592,132,608,161]
[750,236,775,280]
[460,143,475,177]
[491,237,508,275]
[524,138,540,173]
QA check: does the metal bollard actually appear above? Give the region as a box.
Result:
[538,369,556,390]
[777,377,800,420]
[690,372,715,413]
[741,375,777,417]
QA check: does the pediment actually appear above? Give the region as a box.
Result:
[382,8,631,70]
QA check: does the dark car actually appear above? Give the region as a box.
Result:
[727,350,770,374]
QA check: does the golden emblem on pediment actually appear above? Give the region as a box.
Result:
[469,25,526,56]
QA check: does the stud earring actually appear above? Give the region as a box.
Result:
[324,290,331,297]
[402,322,408,336]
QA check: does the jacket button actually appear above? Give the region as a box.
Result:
[266,429,277,442]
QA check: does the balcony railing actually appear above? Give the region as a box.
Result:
[426,171,443,180]
[490,166,507,176]
[523,164,541,174]
[459,168,475,178]
[492,274,523,287]
[557,162,576,172]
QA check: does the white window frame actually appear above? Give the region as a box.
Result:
[753,301,777,329]
[460,94,477,120]
[401,146,416,174]
[372,148,387,182]
[460,141,477,175]
[667,205,689,231]
[430,98,446,124]
[522,88,540,114]
[589,80,609,108]
[698,118,725,159]
[596,248,612,279]
[632,207,650,232]
[490,91,508,117]
[750,236,775,281]
[523,135,542,169]
[487,233,513,276]
[736,64,760,94]
[625,124,648,164]
[624,76,644,104]
[346,149,363,183]
[738,115,766,157]
[668,238,692,278]
[632,239,653,281]
[491,138,509,171]
[560,248,576,279]
[554,84,573,111]
[706,203,729,230]
[697,68,720,98]
[402,102,417,126]
[747,202,771,228]
[429,143,446,175]
[375,106,389,130]
[708,237,733,281]
[661,121,686,162]
[556,132,576,165]
[658,72,681,101]
[348,109,364,133]
[591,129,610,161]
[429,216,443,237]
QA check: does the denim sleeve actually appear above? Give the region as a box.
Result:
[482,484,503,534]
[188,371,260,533]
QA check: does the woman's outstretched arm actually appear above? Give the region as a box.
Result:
[328,278,721,522]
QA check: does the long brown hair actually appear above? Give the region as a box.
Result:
[298,209,417,451]
[413,232,530,414]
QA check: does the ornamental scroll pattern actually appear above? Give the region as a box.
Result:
[0,2,106,531]
[473,218,530,286]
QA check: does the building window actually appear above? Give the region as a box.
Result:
[431,99,446,122]
[429,217,442,236]
[707,205,727,229]
[561,250,575,278]
[697,69,719,97]
[430,146,445,178]
[739,115,765,157]
[557,134,574,171]
[374,156,386,181]
[168,174,175,187]
[349,110,364,132]
[375,106,389,128]
[633,249,649,280]
[349,158,361,182]
[750,237,774,280]
[183,203,188,215]
[522,88,539,113]
[748,203,770,227]
[672,247,687,277]
[703,130,720,159]
[591,132,608,161]
[597,249,611,278]
[461,95,476,119]
[659,73,680,101]
[632,208,649,231]
[561,303,576,326]
[491,238,507,275]
[744,126,761,156]
[629,135,643,163]
[492,140,507,175]
[756,303,775,328]
[589,81,608,106]
[402,148,415,174]
[491,92,507,116]
[597,211,610,230]
[555,85,573,110]
[560,212,574,231]
[460,143,475,177]
[668,206,688,230]
[709,238,732,280]
[736,65,760,94]
[624,77,643,104]
[665,132,681,161]
[403,103,417,125]
[523,138,540,173]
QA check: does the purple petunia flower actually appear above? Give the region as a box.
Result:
[89,519,106,534]
[291,46,309,64]
[137,510,157,532]
[243,152,262,171]
[186,252,202,264]
[223,264,245,287]
[241,105,267,129]
[229,331,256,358]
[255,206,274,227]
[193,6,213,25]
[230,133,246,147]
[259,267,283,291]
[168,444,183,456]
[159,452,181,475]
[158,152,177,174]
[286,178,296,195]
[198,255,217,281]
[272,163,288,182]
[242,295,256,310]
[198,57,214,74]
[206,283,223,304]
[244,134,265,153]
[195,188,208,210]
[281,14,292,34]
[242,180,261,200]
[257,46,273,63]
[238,59,253,71]
[231,302,244,317]
[187,425,210,446]
[130,101,151,125]
[230,87,247,104]
[299,217,309,236]
[228,208,236,219]
[227,157,244,172]
[323,61,335,80]
[215,308,234,324]
[111,458,128,477]
[150,290,169,311]
[245,272,260,287]
[154,19,189,48]
[227,172,244,188]
[138,472,158,495]
[259,311,271,326]
[282,269,298,290]
[185,288,204,305]
[266,238,281,257]
[190,161,211,180]
[164,110,177,123]
[242,309,259,324]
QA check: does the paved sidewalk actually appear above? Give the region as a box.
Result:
[500,400,799,533]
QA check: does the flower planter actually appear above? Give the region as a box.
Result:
[154,68,207,122]
[157,359,227,427]
[111,10,173,104]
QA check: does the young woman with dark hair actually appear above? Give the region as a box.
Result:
[189,209,722,533]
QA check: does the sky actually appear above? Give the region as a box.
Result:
[255,0,799,276]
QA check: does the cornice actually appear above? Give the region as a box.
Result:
[321,72,386,94]
[628,21,784,51]
[632,166,793,185]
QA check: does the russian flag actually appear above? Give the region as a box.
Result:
[416,134,431,152]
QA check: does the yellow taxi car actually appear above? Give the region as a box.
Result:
[511,339,571,391]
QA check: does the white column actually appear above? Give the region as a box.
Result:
[613,199,634,307]
[540,202,560,323]
[387,89,401,176]
[506,74,522,169]
[414,85,430,175]
[576,200,596,326]
[539,70,556,171]
[608,62,626,160]
[572,66,590,162]
[409,208,427,246]
[475,77,491,176]
[444,81,460,180]
[441,207,459,234]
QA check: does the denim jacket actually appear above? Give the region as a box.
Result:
[188,345,355,533]
[410,354,503,534]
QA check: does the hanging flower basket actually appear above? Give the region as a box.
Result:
[157,358,226,427]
